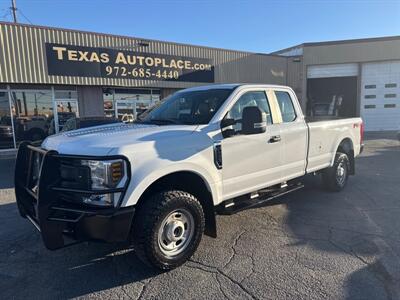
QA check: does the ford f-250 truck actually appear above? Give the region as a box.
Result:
[15,84,364,270]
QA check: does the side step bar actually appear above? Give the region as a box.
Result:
[217,182,304,215]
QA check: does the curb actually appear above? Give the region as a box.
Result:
[0,188,15,204]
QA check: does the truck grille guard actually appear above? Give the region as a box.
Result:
[14,142,131,249]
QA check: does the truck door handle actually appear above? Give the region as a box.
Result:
[269,135,281,143]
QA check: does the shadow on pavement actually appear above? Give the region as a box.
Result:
[280,143,400,299]
[0,200,160,299]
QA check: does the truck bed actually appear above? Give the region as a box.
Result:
[306,117,362,173]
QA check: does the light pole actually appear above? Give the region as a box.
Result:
[11,0,17,23]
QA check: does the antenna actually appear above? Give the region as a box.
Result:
[11,0,17,23]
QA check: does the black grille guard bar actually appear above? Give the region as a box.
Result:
[14,142,131,250]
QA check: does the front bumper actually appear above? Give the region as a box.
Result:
[15,142,134,250]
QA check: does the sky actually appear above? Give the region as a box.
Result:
[0,0,399,53]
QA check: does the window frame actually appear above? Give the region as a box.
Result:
[222,89,274,136]
[273,90,298,123]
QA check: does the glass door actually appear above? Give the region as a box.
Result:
[115,100,136,123]
[103,88,161,121]
[55,100,79,132]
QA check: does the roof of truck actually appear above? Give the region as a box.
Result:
[183,83,289,92]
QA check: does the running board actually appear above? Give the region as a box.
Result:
[217,182,304,215]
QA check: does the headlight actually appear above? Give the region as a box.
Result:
[81,159,125,190]
[80,159,127,207]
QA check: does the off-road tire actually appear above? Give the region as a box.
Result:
[132,190,205,270]
[322,152,350,192]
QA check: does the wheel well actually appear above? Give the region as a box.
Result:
[337,138,355,175]
[136,171,217,238]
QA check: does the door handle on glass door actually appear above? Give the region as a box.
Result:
[269,135,281,143]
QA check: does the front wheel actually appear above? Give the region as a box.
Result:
[132,190,205,270]
[322,152,350,192]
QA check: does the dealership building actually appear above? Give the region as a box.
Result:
[0,22,399,150]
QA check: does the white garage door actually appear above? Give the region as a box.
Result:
[361,61,400,131]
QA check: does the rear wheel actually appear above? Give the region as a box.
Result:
[322,152,350,192]
[132,190,205,270]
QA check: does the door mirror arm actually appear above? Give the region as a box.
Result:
[222,128,235,138]
[220,118,236,138]
[220,118,236,128]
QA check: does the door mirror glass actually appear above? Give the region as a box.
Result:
[241,106,266,135]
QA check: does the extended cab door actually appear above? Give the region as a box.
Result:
[269,88,308,180]
[220,89,284,200]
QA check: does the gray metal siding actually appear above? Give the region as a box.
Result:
[0,22,288,88]
[286,56,303,103]
[303,39,400,66]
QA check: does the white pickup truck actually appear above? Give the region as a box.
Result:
[15,84,364,270]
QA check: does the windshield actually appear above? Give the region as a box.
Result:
[138,88,234,125]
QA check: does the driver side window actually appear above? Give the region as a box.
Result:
[226,91,272,132]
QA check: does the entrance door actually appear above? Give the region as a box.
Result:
[116,100,136,123]
[55,100,79,132]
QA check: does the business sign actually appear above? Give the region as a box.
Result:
[45,43,215,83]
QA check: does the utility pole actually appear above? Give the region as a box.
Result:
[11,0,17,23]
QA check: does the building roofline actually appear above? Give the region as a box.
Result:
[0,21,284,58]
[272,35,400,54]
[271,44,304,55]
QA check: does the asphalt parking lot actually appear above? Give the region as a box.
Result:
[1,133,399,299]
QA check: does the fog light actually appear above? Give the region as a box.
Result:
[83,193,116,207]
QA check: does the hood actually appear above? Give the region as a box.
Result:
[41,122,198,156]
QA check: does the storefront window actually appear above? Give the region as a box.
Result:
[10,90,53,145]
[151,90,161,105]
[103,88,161,122]
[55,90,78,100]
[0,90,14,149]
[103,88,115,118]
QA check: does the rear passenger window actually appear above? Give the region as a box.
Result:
[275,91,296,122]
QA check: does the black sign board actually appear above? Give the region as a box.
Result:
[45,43,214,83]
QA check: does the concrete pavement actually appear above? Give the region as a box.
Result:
[0,134,399,299]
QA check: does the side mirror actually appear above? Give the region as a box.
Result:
[220,118,235,128]
[242,106,266,135]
